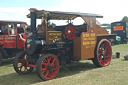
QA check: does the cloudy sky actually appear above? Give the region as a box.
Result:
[0,0,127,25]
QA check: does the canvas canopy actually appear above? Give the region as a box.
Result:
[27,10,103,20]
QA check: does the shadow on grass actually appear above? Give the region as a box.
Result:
[1,58,14,66]
[121,59,128,61]
[0,61,98,85]
[0,70,41,85]
[57,61,97,78]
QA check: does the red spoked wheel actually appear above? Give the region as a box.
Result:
[13,51,34,74]
[92,39,112,67]
[36,53,59,80]
[65,24,76,40]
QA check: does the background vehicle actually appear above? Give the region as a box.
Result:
[111,22,128,44]
[13,8,116,80]
[0,20,30,65]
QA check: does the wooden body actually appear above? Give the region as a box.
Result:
[73,17,115,60]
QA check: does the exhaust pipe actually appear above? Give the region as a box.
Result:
[29,8,37,38]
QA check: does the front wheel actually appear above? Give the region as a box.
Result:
[13,51,34,74]
[92,39,112,67]
[36,53,59,80]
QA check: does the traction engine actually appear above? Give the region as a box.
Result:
[13,8,116,80]
[0,21,29,65]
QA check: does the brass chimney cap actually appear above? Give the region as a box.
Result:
[29,8,38,12]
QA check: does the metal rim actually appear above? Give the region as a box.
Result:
[16,52,32,73]
[40,55,59,80]
[65,24,76,40]
[97,40,112,66]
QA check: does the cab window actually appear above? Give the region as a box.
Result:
[1,24,8,35]
[17,24,24,34]
[9,24,15,35]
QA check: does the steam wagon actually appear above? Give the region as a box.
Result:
[0,20,29,65]
[13,8,116,80]
[111,22,128,43]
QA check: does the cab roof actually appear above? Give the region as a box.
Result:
[27,10,103,20]
[0,20,27,24]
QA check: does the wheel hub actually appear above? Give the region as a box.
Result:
[47,64,55,70]
[68,30,71,34]
[22,60,27,66]
[102,50,105,55]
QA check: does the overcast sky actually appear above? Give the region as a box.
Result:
[0,0,127,25]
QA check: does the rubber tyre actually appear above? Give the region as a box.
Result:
[0,52,3,65]
[13,51,34,74]
[92,39,112,67]
[36,53,59,80]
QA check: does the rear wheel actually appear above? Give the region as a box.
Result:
[0,52,3,65]
[36,53,59,80]
[13,51,34,74]
[92,39,112,67]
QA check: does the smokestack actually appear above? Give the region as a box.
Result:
[29,8,37,38]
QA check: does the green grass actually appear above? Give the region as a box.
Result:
[0,44,128,85]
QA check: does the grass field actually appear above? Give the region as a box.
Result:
[0,44,128,85]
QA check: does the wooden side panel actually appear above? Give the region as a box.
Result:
[82,16,108,35]
[73,37,81,60]
[93,25,108,35]
[81,32,97,59]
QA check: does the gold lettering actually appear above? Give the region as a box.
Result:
[58,38,61,40]
[4,41,14,43]
[57,33,62,35]
[90,33,95,37]
[49,38,62,41]
[91,38,95,40]
[91,41,95,44]
[83,41,90,45]
[88,38,91,40]
[86,45,95,48]
[83,34,89,37]
[83,38,88,41]
[49,33,62,36]
[49,38,53,40]
[87,38,95,40]
[0,41,3,44]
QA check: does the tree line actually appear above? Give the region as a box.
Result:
[121,16,128,22]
